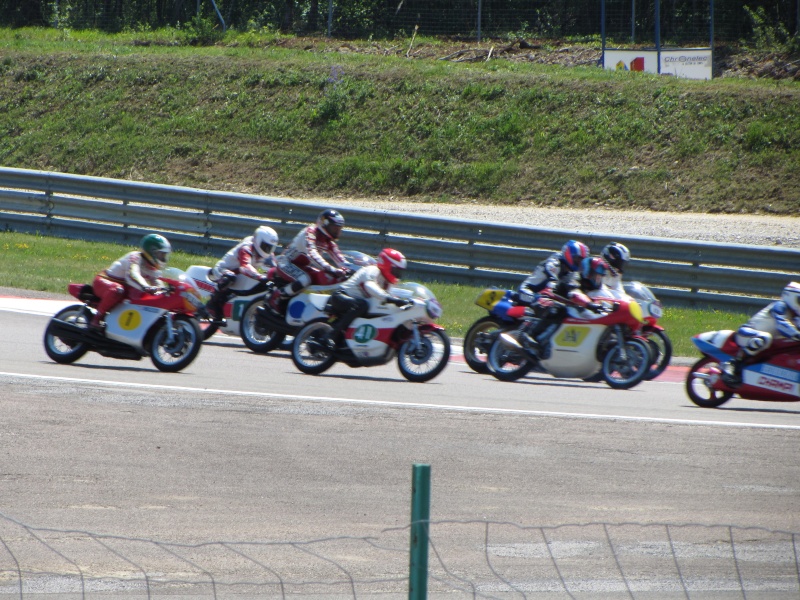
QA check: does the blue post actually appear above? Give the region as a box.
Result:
[409,464,430,600]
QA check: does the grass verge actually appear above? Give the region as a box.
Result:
[1,232,748,358]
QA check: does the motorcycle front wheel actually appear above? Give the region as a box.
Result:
[240,299,286,353]
[462,316,505,374]
[486,337,534,382]
[602,338,651,389]
[149,315,202,372]
[43,304,92,364]
[398,329,451,382]
[291,320,336,375]
[643,329,673,381]
[686,356,734,408]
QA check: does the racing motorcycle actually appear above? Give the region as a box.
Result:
[622,281,672,380]
[43,267,205,372]
[462,288,524,374]
[238,250,375,354]
[686,330,800,407]
[486,294,651,389]
[290,282,451,382]
[185,264,273,341]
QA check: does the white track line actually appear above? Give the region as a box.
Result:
[2,371,799,431]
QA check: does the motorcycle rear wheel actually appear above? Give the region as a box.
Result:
[602,338,650,389]
[487,337,534,382]
[149,315,202,372]
[463,316,505,374]
[240,299,286,353]
[644,330,673,381]
[292,320,336,375]
[43,305,91,364]
[398,329,451,382]
[686,356,734,408]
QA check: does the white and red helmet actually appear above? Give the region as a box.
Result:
[377,248,407,284]
[253,225,279,259]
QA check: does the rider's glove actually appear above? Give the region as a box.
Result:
[586,302,603,313]
[330,268,347,279]
[387,296,411,307]
[144,286,160,295]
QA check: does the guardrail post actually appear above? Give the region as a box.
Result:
[409,463,430,600]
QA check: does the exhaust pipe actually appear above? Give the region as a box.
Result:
[498,331,523,350]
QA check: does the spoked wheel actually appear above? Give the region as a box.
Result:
[398,329,451,382]
[487,336,534,382]
[43,304,92,364]
[149,316,203,372]
[643,330,673,381]
[686,356,734,408]
[463,317,505,374]
[602,338,651,390]
[240,299,286,353]
[291,320,336,375]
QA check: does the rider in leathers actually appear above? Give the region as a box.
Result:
[323,248,411,348]
[205,226,278,324]
[722,281,800,386]
[268,209,350,312]
[90,233,171,331]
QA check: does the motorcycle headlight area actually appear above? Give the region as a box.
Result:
[649,302,663,319]
[426,299,443,320]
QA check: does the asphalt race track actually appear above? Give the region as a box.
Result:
[2,298,800,598]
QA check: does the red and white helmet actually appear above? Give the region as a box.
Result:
[782,282,800,314]
[377,248,407,284]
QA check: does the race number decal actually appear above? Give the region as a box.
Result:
[117,309,142,331]
[555,326,590,347]
[353,324,377,344]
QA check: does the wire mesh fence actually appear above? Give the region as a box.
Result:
[2,0,798,45]
[2,512,799,598]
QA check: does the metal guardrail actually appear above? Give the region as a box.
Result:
[1,167,798,312]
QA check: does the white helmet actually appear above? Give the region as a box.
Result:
[253,226,279,259]
[781,282,800,314]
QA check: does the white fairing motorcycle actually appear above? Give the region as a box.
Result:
[290,282,451,382]
[487,295,651,389]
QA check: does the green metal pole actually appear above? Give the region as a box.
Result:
[409,463,430,600]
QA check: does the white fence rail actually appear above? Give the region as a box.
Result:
[1,167,798,312]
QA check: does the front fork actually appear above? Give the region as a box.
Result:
[162,312,177,345]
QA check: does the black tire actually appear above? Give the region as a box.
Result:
[643,330,673,381]
[43,304,92,364]
[291,320,336,375]
[686,356,734,408]
[398,329,451,382]
[149,315,203,372]
[463,316,505,374]
[602,338,651,390]
[240,299,286,353]
[487,337,533,382]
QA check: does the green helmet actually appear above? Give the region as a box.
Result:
[140,233,171,268]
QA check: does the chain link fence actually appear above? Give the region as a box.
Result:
[2,0,798,46]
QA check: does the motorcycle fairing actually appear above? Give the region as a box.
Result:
[691,330,737,362]
[542,322,607,378]
[286,293,329,326]
[741,361,800,399]
[104,301,165,352]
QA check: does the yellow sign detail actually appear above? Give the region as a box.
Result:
[555,326,590,347]
[117,309,142,331]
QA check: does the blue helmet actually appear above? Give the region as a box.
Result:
[581,256,609,290]
[561,240,590,272]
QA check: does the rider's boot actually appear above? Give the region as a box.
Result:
[267,289,287,315]
[89,313,106,334]
[721,358,743,388]
[205,291,228,326]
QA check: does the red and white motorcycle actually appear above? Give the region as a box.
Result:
[43,267,205,372]
[686,329,800,407]
[290,282,450,382]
